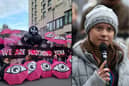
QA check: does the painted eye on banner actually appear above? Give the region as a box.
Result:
[6,65,26,74]
[47,33,54,38]
[53,63,69,72]
[41,63,51,71]
[27,61,37,74]
[54,36,65,40]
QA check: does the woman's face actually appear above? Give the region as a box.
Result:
[89,23,115,47]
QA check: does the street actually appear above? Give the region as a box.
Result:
[0,77,71,86]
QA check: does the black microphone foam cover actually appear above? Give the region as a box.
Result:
[99,43,107,52]
[99,43,108,68]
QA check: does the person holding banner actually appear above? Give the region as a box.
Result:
[72,5,129,86]
[0,57,10,80]
[21,55,32,64]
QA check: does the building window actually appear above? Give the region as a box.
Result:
[55,17,63,30]
[47,23,49,29]
[49,23,53,31]
[32,8,33,12]
[56,19,60,29]
[47,22,54,31]
[35,4,37,9]
[43,3,46,10]
[69,10,72,23]
[59,18,63,28]
[48,0,52,6]
[41,0,45,5]
[64,9,72,25]
[47,20,56,31]
[64,12,68,25]
[47,17,64,31]
[32,2,34,6]
[53,21,55,30]
[32,14,33,18]
[32,18,34,24]
[43,11,46,18]
[48,7,52,12]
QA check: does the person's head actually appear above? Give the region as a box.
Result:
[54,55,58,59]
[25,55,32,61]
[3,57,10,64]
[29,26,38,35]
[100,0,121,7]
[84,5,118,47]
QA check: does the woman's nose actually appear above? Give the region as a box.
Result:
[101,29,108,36]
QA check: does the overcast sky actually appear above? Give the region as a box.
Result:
[0,0,28,31]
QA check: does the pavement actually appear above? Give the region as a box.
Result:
[0,77,71,86]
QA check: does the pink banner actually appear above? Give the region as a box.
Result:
[52,61,71,79]
[66,34,72,39]
[38,60,52,78]
[23,61,41,81]
[0,28,12,34]
[53,36,67,45]
[66,55,72,69]
[0,38,4,44]
[44,32,56,42]
[11,30,21,34]
[4,64,28,85]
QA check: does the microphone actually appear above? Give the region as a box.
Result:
[99,43,112,86]
[99,43,108,68]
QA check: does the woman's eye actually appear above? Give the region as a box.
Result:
[107,27,114,32]
[6,65,26,74]
[95,26,103,31]
[27,61,37,74]
[41,63,51,71]
[53,63,70,72]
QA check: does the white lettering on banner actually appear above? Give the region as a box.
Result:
[28,50,52,56]
[1,49,12,56]
[0,47,70,57]
[40,51,52,56]
[15,49,25,55]
[54,50,65,55]
[28,50,40,56]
